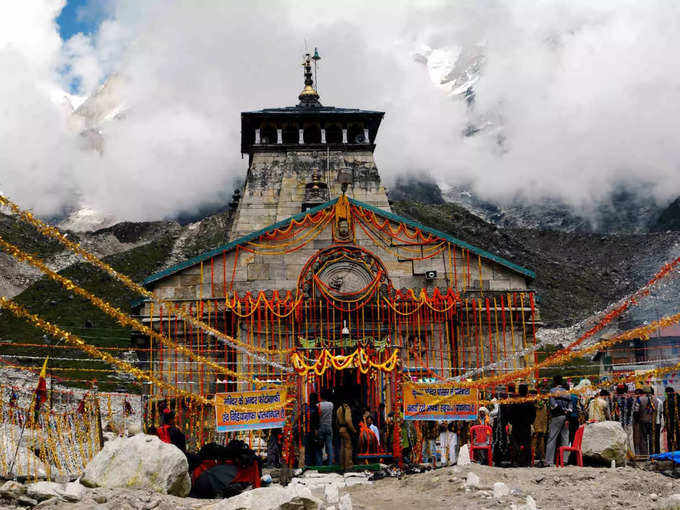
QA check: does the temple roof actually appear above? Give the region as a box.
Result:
[242,105,384,116]
[142,197,535,288]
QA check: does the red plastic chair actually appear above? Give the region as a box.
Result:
[557,424,585,467]
[469,425,493,466]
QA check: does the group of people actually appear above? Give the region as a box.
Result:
[151,406,262,499]
[152,376,680,486]
[477,375,680,467]
[302,390,387,472]
[585,382,680,456]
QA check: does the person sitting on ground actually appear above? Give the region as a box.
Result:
[156,408,186,453]
[587,389,611,422]
[190,440,261,499]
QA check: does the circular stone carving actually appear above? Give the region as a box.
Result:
[298,246,391,300]
[317,261,375,296]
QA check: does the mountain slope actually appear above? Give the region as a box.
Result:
[391,201,680,327]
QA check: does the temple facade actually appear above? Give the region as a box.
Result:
[134,55,538,413]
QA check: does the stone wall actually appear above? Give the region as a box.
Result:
[230,149,390,239]
[144,219,529,305]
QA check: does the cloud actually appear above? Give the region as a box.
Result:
[1,0,680,221]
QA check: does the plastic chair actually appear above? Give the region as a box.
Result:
[557,424,585,467]
[469,424,493,466]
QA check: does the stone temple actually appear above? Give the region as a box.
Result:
[133,54,538,425]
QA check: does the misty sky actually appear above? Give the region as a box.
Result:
[2,0,680,222]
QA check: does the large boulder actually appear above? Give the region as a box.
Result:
[581,421,627,465]
[206,485,322,510]
[81,434,190,496]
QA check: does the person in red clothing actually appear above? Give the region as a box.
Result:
[190,440,261,499]
[156,408,187,453]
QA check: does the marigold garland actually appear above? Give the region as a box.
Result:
[291,347,398,376]
[0,297,209,404]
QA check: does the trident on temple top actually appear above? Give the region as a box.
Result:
[298,49,321,107]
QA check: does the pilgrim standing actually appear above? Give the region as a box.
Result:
[663,387,680,452]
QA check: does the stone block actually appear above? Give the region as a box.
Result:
[489,279,511,291]
[180,274,200,286]
[286,265,304,280]
[247,263,270,281]
[273,280,297,290]
[269,263,287,280]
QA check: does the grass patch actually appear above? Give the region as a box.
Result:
[0,213,76,258]
[0,235,175,392]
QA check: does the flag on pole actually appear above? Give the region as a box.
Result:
[35,357,48,409]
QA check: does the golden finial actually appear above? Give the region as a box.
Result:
[299,53,321,107]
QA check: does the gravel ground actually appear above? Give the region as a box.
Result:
[345,463,680,510]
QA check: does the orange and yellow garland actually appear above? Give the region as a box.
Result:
[291,347,399,376]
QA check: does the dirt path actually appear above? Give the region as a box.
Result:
[345,463,680,510]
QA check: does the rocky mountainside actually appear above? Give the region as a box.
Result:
[391,201,680,328]
[0,209,231,390]
[435,182,670,234]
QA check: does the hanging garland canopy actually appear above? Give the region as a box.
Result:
[291,347,399,376]
[297,335,391,351]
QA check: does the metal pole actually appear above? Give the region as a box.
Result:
[8,393,36,478]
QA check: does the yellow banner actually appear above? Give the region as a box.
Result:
[215,388,287,432]
[403,382,478,421]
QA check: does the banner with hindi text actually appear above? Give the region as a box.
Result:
[215,388,287,432]
[403,382,477,421]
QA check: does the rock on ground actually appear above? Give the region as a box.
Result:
[0,481,26,500]
[25,481,62,501]
[324,482,339,503]
[581,421,628,465]
[457,444,471,466]
[205,485,323,510]
[662,494,680,510]
[493,481,509,498]
[81,434,191,496]
[338,493,352,510]
[464,472,480,488]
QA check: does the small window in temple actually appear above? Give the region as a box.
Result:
[304,125,321,144]
[348,124,364,144]
[260,125,277,144]
[282,124,299,144]
[325,124,342,144]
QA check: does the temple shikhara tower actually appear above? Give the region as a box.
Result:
[135,53,538,445]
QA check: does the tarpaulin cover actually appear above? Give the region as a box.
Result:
[651,451,680,464]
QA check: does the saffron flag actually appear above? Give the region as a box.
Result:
[35,357,48,409]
